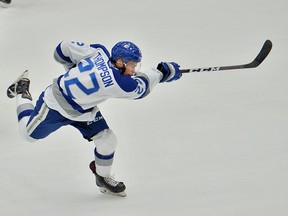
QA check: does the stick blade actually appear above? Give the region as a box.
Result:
[249,39,273,67]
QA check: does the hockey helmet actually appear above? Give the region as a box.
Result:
[111,41,142,63]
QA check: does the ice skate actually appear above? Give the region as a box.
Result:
[7,70,32,100]
[89,161,126,197]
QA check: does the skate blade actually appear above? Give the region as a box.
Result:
[99,187,127,197]
[12,70,29,84]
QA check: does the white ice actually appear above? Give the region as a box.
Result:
[0,0,288,215]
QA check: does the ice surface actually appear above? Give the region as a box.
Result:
[0,0,288,216]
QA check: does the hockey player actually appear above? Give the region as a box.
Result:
[7,40,182,197]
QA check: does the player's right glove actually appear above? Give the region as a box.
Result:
[157,62,182,83]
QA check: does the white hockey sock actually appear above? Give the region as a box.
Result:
[16,95,36,142]
[16,95,34,121]
[94,148,114,177]
[92,129,117,177]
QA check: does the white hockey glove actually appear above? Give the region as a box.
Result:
[157,62,182,83]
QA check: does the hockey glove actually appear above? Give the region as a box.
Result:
[157,62,182,83]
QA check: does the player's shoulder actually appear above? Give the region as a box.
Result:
[111,69,138,93]
[90,44,110,58]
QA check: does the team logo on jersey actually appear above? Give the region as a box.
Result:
[134,78,146,95]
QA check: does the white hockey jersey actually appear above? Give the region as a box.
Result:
[43,41,163,121]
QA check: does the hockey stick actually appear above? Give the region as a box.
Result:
[180,40,272,73]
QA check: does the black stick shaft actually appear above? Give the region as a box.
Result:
[181,40,272,73]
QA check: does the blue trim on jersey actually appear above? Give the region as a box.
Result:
[18,109,33,121]
[90,44,111,58]
[112,69,138,92]
[57,75,93,114]
[94,148,115,160]
[56,43,73,63]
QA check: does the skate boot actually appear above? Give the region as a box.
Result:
[7,71,32,100]
[89,161,126,197]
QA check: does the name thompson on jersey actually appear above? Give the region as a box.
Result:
[93,52,114,88]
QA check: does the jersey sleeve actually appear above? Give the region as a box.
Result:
[113,67,163,99]
[53,41,96,70]
[136,68,163,97]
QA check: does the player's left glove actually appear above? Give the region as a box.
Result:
[157,62,182,83]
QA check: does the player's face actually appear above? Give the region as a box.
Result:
[123,61,141,76]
